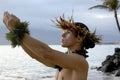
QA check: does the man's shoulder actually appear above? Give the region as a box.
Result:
[69,53,89,68]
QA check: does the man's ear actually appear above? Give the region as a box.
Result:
[77,36,83,43]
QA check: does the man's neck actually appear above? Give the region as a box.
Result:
[67,44,82,54]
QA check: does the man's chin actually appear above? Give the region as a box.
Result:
[61,44,66,47]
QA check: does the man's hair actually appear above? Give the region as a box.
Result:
[74,22,95,49]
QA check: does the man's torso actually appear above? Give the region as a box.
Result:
[56,68,88,80]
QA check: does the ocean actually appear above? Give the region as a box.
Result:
[0,44,120,80]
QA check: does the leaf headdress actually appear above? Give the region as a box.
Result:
[53,15,101,44]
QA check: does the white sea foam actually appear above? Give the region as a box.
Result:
[0,45,120,80]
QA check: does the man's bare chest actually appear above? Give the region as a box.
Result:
[57,69,83,80]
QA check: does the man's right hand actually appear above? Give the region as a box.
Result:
[3,11,20,31]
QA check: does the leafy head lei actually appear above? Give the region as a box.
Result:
[53,15,101,49]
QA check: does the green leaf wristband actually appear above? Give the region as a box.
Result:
[53,64,62,71]
[6,21,30,48]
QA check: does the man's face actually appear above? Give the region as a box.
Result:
[61,29,78,47]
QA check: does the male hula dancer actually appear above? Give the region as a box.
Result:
[3,11,100,80]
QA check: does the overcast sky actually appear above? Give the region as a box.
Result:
[0,0,120,44]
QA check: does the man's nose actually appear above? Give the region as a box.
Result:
[62,32,66,37]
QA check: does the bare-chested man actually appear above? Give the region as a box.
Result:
[3,12,100,80]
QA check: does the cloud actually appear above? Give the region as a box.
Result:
[0,0,120,44]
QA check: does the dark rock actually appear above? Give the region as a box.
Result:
[97,47,120,76]
[115,48,120,53]
[115,69,120,77]
[102,55,114,66]
[98,61,116,72]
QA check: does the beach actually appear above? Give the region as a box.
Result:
[0,44,120,80]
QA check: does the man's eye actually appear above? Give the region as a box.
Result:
[67,31,70,33]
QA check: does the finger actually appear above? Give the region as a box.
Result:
[4,11,10,16]
[3,18,5,25]
[3,17,8,28]
[4,11,8,16]
[3,12,9,26]
[11,14,20,22]
[11,14,17,19]
[4,11,12,20]
[3,14,7,24]
[3,13,8,21]
[4,12,9,18]
[3,12,10,27]
[11,14,17,18]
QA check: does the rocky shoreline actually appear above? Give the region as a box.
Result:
[97,47,120,76]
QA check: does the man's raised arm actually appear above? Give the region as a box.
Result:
[21,44,54,67]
